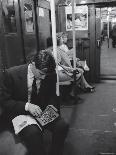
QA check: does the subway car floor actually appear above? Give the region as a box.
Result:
[61,80,116,155]
[61,39,116,155]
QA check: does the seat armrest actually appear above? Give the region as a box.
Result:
[59,81,72,85]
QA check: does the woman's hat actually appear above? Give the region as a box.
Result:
[56,32,68,40]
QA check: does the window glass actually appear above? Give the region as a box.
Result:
[24,0,34,33]
[2,0,17,33]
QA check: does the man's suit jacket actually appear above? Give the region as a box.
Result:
[2,64,58,120]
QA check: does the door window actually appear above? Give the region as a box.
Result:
[24,0,34,33]
[2,0,17,33]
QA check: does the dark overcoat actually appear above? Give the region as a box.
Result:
[1,64,59,120]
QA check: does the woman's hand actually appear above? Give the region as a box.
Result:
[66,67,75,73]
[76,57,80,61]
[28,103,42,117]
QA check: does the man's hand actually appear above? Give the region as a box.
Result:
[28,103,42,117]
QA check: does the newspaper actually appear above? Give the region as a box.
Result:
[12,105,59,135]
[12,115,42,135]
[35,105,59,126]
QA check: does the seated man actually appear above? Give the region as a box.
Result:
[56,32,95,93]
[1,50,69,155]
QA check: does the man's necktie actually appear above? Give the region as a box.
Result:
[31,77,37,103]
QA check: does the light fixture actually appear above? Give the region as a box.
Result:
[80,0,86,4]
[108,7,112,13]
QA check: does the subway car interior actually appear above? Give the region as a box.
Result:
[1,0,116,155]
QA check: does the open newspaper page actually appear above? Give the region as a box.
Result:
[35,105,59,126]
[12,105,59,135]
[12,115,42,135]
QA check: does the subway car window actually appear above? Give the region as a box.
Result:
[2,0,17,33]
[24,0,34,33]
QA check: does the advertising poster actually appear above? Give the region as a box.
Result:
[65,5,88,31]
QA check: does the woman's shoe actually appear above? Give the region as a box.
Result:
[84,86,95,93]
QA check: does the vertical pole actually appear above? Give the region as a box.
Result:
[107,13,109,48]
[72,0,76,70]
[107,8,111,48]
[33,0,39,52]
[50,0,59,96]
[72,0,77,102]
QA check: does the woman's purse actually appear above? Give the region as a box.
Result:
[83,60,90,71]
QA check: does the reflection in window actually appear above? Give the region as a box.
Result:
[2,0,17,33]
[24,0,34,33]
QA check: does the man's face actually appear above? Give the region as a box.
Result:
[31,62,47,80]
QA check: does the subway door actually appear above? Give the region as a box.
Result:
[19,0,37,60]
[95,7,101,82]
[1,0,25,68]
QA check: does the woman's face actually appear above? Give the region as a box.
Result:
[61,35,68,44]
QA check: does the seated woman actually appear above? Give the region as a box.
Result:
[56,32,95,93]
[57,32,87,73]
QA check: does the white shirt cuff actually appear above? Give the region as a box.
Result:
[25,102,30,111]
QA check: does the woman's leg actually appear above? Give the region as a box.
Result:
[58,70,81,82]
[77,73,95,92]
[79,74,92,88]
[58,70,73,82]
[59,70,82,97]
